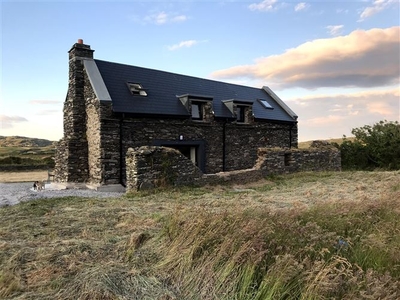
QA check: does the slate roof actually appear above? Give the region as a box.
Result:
[93,59,297,123]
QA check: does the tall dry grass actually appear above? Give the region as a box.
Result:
[0,171,399,299]
[156,190,400,299]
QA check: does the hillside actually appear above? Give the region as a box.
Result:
[0,136,55,147]
[0,136,56,170]
[298,137,355,149]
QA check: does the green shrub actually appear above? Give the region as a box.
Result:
[339,120,400,170]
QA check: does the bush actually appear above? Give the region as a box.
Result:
[339,120,400,170]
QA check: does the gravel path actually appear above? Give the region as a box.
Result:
[0,182,124,207]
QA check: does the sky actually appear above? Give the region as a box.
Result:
[0,0,399,142]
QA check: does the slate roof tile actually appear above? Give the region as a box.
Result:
[94,59,296,123]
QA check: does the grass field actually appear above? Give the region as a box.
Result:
[0,171,48,183]
[0,137,55,171]
[1,171,399,299]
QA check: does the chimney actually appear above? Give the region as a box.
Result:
[68,39,94,61]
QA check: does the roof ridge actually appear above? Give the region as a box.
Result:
[94,59,262,91]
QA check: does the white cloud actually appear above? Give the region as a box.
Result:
[249,0,277,11]
[359,0,398,21]
[36,110,59,116]
[172,15,187,22]
[211,27,400,90]
[168,40,205,51]
[294,2,308,12]
[326,25,344,36]
[287,89,400,141]
[0,115,28,129]
[144,11,188,25]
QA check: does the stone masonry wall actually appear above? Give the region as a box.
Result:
[126,142,341,192]
[85,78,103,184]
[121,118,223,174]
[224,122,295,171]
[99,114,298,185]
[126,146,203,191]
[255,141,341,175]
[54,42,92,183]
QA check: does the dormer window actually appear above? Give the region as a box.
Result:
[177,94,213,122]
[191,101,203,120]
[236,105,246,122]
[127,82,147,96]
[223,99,254,124]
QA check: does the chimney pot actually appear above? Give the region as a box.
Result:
[78,39,83,44]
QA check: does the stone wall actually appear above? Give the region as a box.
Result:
[126,146,203,191]
[109,114,297,181]
[88,101,298,185]
[126,142,341,192]
[85,79,103,185]
[255,141,342,175]
[224,122,295,171]
[54,42,92,183]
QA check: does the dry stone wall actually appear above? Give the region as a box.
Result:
[224,122,296,171]
[255,141,341,175]
[126,142,341,192]
[126,146,203,191]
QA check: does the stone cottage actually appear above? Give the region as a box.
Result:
[54,39,298,189]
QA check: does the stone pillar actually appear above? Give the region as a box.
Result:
[55,40,94,183]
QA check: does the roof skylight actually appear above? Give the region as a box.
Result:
[127,82,147,96]
[258,99,273,109]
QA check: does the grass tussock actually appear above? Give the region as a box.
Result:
[0,171,399,299]
[157,192,400,299]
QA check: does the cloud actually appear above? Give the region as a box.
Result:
[294,2,308,12]
[306,115,345,126]
[144,11,188,25]
[326,25,344,36]
[211,27,400,90]
[29,100,60,105]
[359,0,398,21]
[36,110,59,116]
[0,115,28,129]
[336,9,349,14]
[167,40,205,51]
[287,89,400,140]
[249,0,278,11]
[172,15,187,22]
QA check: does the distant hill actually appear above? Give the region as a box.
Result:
[298,137,355,149]
[0,136,55,148]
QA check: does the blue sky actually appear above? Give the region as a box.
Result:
[1,0,399,142]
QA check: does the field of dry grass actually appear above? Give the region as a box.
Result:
[0,171,48,183]
[1,171,399,299]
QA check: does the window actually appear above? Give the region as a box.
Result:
[191,102,203,120]
[127,83,147,96]
[236,105,246,123]
[258,99,273,109]
[284,153,292,166]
